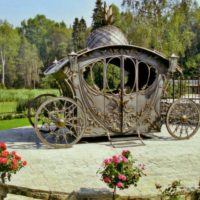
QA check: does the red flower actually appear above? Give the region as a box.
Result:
[1,150,9,157]
[0,143,7,150]
[15,155,21,161]
[11,163,18,170]
[12,151,16,156]
[12,159,17,165]
[103,176,111,183]
[23,161,27,166]
[0,157,7,164]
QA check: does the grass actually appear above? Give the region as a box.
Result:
[0,118,30,131]
[0,89,59,102]
[0,102,17,113]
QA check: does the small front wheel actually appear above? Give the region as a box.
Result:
[166,99,200,139]
[34,97,86,148]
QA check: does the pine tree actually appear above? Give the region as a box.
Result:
[78,18,87,50]
[72,17,87,51]
[72,18,80,52]
[91,0,105,31]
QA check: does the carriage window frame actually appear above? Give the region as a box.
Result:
[82,56,158,94]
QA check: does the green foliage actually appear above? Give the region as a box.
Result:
[41,75,59,89]
[155,180,197,200]
[72,17,88,52]
[20,15,72,67]
[0,21,20,87]
[121,0,200,74]
[91,0,105,31]
[15,36,42,88]
[0,89,59,102]
[16,99,29,113]
[0,102,17,113]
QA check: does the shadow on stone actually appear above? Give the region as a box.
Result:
[77,187,113,200]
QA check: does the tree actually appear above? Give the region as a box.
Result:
[0,21,20,87]
[72,18,80,52]
[16,36,42,88]
[72,17,88,51]
[20,15,72,68]
[91,0,105,31]
[122,0,195,55]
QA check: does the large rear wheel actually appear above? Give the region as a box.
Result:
[166,99,200,139]
[34,97,86,148]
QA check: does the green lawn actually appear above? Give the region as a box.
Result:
[0,118,30,131]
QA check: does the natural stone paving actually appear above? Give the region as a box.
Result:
[0,126,200,199]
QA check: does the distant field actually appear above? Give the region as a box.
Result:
[0,89,59,102]
[0,102,17,113]
[0,118,30,131]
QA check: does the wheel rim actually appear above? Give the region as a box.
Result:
[166,99,200,139]
[34,97,86,148]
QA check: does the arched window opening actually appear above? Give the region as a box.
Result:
[106,57,121,93]
[138,62,157,90]
[124,58,136,94]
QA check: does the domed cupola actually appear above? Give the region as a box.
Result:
[86,25,129,49]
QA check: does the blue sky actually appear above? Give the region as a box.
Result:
[0,0,123,27]
[0,0,199,28]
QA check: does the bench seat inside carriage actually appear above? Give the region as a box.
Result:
[27,24,200,148]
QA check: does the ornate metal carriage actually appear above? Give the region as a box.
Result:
[28,25,200,148]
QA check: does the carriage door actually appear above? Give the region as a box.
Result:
[82,55,156,134]
[104,55,140,134]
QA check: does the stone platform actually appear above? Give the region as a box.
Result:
[0,126,199,199]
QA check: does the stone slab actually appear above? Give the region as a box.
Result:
[0,125,199,199]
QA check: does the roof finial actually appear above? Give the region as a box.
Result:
[103,2,114,25]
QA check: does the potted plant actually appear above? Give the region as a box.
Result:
[97,150,146,200]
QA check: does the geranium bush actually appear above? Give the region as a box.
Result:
[97,150,146,200]
[0,142,27,183]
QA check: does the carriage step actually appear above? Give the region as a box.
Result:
[106,132,145,148]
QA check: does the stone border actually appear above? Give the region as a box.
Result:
[0,183,200,200]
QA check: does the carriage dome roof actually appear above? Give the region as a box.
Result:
[86,25,129,49]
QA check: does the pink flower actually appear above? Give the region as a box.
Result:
[118,174,127,181]
[112,155,120,164]
[116,182,123,188]
[103,158,111,166]
[1,150,9,157]
[103,176,111,183]
[12,151,16,156]
[122,156,128,163]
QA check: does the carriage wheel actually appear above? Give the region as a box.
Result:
[166,99,200,139]
[27,93,56,127]
[34,97,86,148]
